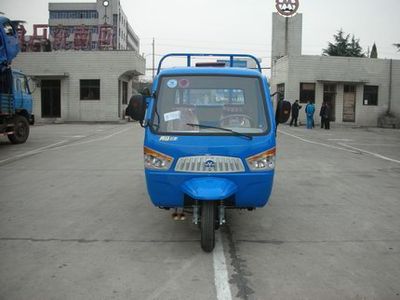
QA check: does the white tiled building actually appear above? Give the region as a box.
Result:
[48,0,140,52]
[270,13,400,127]
[13,51,145,122]
[9,0,145,123]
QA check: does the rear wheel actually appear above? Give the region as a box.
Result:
[8,115,29,144]
[200,201,216,252]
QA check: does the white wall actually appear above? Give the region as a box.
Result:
[391,60,400,117]
[272,55,399,126]
[12,51,145,122]
[271,13,302,67]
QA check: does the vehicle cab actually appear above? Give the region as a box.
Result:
[0,16,33,143]
[126,53,279,252]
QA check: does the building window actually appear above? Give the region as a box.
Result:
[277,83,285,101]
[324,84,336,93]
[363,85,378,106]
[344,85,356,93]
[299,83,315,103]
[49,10,98,19]
[122,81,128,104]
[80,80,100,100]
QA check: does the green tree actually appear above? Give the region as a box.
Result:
[322,29,365,57]
[370,43,378,58]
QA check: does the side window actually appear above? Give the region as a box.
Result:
[3,22,15,36]
[14,75,30,94]
[15,77,22,92]
[22,76,30,94]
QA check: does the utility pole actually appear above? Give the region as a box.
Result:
[152,38,155,79]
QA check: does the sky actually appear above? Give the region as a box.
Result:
[2,0,400,78]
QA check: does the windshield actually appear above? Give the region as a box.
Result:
[152,75,269,135]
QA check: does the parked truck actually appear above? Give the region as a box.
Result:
[0,15,33,144]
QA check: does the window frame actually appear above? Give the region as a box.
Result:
[80,79,100,101]
[122,81,128,105]
[276,83,285,101]
[299,82,315,104]
[150,74,271,137]
[363,85,378,106]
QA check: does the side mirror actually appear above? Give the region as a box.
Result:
[276,100,291,124]
[140,87,151,97]
[126,94,146,123]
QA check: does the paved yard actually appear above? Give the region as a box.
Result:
[0,123,399,300]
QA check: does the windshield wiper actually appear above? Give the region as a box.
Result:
[186,123,253,140]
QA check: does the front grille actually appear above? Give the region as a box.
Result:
[175,156,245,173]
[0,94,13,114]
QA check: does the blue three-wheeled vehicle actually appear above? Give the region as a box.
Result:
[126,53,288,252]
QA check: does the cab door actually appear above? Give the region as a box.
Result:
[13,73,23,110]
[12,73,32,113]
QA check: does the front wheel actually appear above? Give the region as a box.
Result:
[8,115,30,144]
[201,201,216,252]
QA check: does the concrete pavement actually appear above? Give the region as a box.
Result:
[0,123,399,299]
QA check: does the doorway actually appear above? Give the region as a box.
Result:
[323,84,336,122]
[343,85,356,122]
[41,80,61,118]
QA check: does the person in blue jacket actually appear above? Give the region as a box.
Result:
[305,101,315,129]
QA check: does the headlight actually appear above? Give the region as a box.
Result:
[246,148,276,171]
[144,147,173,170]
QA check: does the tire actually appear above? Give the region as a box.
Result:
[200,201,216,252]
[215,207,220,230]
[8,115,30,144]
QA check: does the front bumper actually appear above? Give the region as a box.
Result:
[145,170,274,208]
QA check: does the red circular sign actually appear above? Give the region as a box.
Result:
[179,79,190,89]
[275,0,299,17]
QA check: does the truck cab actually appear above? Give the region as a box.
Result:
[0,16,33,144]
[126,53,281,252]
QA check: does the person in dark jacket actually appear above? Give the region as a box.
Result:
[275,98,282,135]
[319,102,331,129]
[319,102,326,128]
[289,100,302,127]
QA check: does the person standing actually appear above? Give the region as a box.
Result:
[324,103,331,129]
[319,102,331,129]
[305,101,315,129]
[319,102,327,129]
[275,98,282,136]
[289,100,302,127]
